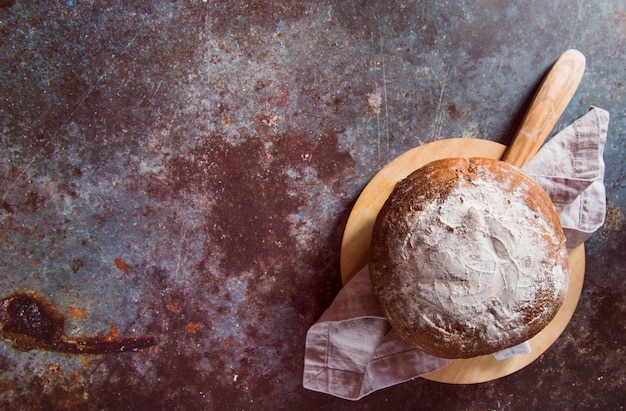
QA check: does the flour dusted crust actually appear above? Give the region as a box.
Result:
[369,157,569,359]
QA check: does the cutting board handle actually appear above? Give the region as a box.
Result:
[501,49,586,167]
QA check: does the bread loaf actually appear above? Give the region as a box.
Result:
[369,157,569,359]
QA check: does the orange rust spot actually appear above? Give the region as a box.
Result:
[114,257,130,275]
[105,325,120,342]
[32,258,41,266]
[185,322,201,334]
[166,300,181,314]
[69,304,87,320]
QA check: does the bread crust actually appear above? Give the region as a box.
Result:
[369,157,569,359]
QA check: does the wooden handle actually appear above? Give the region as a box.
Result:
[501,49,586,167]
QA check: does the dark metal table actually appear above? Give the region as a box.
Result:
[1,1,624,409]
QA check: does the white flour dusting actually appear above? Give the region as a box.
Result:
[398,170,567,343]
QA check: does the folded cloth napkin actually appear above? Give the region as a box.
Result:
[523,107,609,249]
[303,107,609,400]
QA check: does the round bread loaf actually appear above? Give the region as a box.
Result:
[369,157,569,359]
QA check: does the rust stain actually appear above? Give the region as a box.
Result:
[71,258,84,274]
[185,322,201,334]
[113,257,130,275]
[99,125,354,405]
[69,371,84,390]
[194,130,348,275]
[166,300,181,314]
[0,292,156,353]
[223,335,234,347]
[0,379,17,394]
[447,102,469,119]
[68,304,87,320]
[106,325,120,341]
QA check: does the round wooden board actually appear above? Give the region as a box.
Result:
[339,138,585,384]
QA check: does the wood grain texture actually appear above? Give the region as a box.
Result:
[339,138,585,384]
[501,49,586,167]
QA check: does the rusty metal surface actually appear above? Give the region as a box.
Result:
[0,1,624,409]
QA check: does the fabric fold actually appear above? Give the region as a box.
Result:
[303,266,451,400]
[523,107,609,249]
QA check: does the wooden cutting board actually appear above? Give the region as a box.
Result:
[339,138,585,384]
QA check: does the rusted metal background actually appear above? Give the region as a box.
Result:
[1,1,624,409]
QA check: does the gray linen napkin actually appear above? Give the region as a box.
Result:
[523,107,609,249]
[303,107,609,400]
